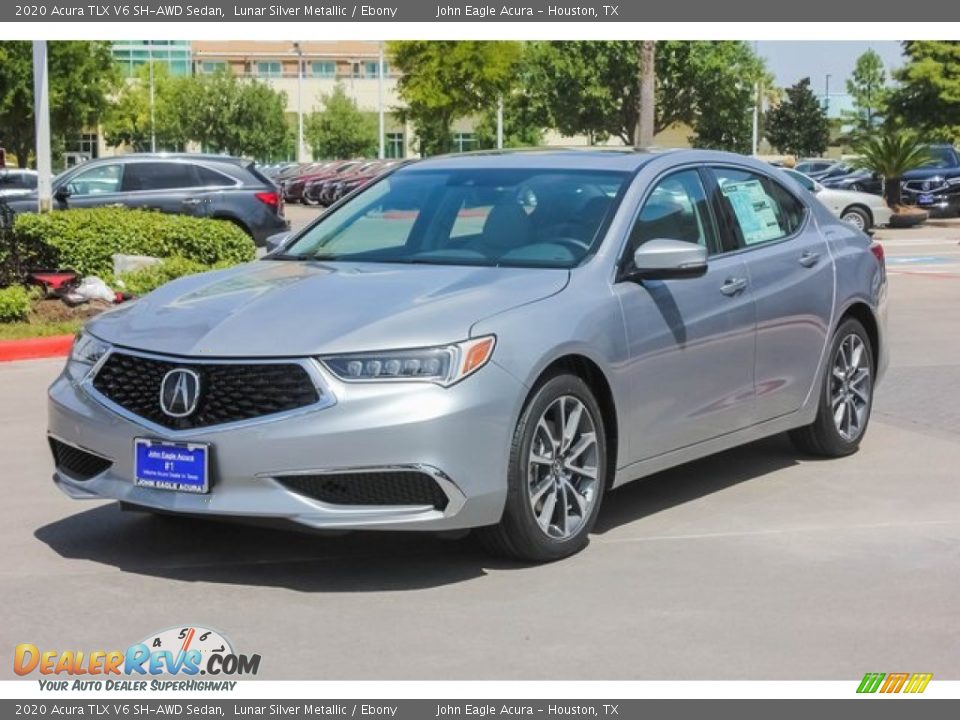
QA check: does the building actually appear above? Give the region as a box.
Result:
[93,40,692,162]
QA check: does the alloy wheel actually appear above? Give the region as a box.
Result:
[842,211,865,230]
[527,395,600,539]
[830,334,872,442]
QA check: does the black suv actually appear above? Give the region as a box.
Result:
[899,145,960,217]
[6,154,288,246]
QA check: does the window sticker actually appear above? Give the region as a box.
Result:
[721,180,783,245]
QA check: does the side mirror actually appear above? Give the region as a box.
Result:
[812,181,824,193]
[264,231,292,254]
[54,185,71,201]
[625,238,708,281]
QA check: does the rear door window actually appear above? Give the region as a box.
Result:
[121,162,197,192]
[711,167,806,250]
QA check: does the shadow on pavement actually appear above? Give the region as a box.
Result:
[35,434,801,592]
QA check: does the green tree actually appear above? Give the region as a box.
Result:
[764,77,830,157]
[887,41,960,143]
[851,130,932,207]
[473,57,547,149]
[102,63,193,152]
[843,49,889,137]
[388,41,523,155]
[0,41,118,168]
[181,70,289,161]
[304,84,378,159]
[525,41,767,150]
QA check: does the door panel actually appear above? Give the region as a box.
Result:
[711,166,834,421]
[615,168,757,464]
[616,256,757,462]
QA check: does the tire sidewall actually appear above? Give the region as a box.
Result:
[503,374,608,561]
[816,319,875,454]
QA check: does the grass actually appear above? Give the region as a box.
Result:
[0,319,83,341]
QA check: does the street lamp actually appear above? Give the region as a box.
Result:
[149,59,156,153]
[825,73,832,117]
[378,42,385,160]
[32,41,52,213]
[293,42,304,162]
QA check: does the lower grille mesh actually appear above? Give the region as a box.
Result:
[276,471,449,510]
[49,438,112,480]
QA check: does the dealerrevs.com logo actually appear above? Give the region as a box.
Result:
[14,626,260,691]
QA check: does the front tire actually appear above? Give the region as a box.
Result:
[841,206,871,232]
[789,318,875,457]
[477,374,608,562]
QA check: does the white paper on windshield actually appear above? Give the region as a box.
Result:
[721,180,783,245]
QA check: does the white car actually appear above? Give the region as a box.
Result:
[782,168,892,231]
[0,169,38,199]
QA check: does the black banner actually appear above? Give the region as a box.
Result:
[3,0,948,23]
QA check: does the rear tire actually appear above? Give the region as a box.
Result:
[477,374,608,562]
[789,318,875,457]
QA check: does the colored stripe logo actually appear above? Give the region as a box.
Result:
[857,672,932,694]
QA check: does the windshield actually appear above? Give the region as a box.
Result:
[280,167,629,269]
[924,146,960,168]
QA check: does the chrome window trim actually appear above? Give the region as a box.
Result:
[259,463,467,518]
[81,347,337,438]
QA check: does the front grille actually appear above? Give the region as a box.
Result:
[276,471,449,510]
[91,352,320,430]
[49,438,112,480]
[903,180,947,193]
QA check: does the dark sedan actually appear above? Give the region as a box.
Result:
[5,154,288,246]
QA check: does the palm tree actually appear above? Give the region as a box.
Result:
[851,130,932,208]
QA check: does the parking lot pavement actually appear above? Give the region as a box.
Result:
[2,224,959,682]
[285,202,323,232]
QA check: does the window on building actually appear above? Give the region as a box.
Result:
[65,133,99,160]
[453,133,478,153]
[311,61,336,78]
[385,133,405,159]
[256,61,283,78]
[200,61,227,74]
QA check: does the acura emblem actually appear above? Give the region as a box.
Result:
[922,181,931,191]
[159,369,201,418]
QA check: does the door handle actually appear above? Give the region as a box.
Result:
[799,250,821,267]
[720,277,747,296]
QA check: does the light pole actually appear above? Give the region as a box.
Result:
[497,96,504,150]
[378,42,385,160]
[293,42,304,162]
[32,41,52,213]
[149,59,156,153]
[825,73,832,117]
[751,40,760,157]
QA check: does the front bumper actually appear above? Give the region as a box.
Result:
[48,356,524,531]
[901,190,960,218]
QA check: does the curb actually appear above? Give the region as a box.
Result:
[0,335,74,363]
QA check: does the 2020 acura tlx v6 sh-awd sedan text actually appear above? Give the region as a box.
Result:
[48,149,887,562]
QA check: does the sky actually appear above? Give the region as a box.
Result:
[757,41,905,94]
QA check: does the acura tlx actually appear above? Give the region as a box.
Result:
[48,149,886,562]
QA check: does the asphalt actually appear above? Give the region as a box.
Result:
[1,220,958,681]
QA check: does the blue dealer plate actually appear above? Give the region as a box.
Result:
[134,439,209,494]
[918,194,934,205]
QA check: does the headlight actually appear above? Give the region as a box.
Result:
[65,331,110,382]
[946,176,960,186]
[322,336,496,387]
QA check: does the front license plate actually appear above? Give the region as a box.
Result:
[134,438,209,494]
[918,194,934,205]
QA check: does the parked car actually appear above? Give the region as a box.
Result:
[49,149,886,562]
[285,160,361,204]
[5,154,288,246]
[899,144,960,217]
[809,162,853,182]
[0,168,38,198]
[821,168,882,195]
[291,160,366,205]
[781,168,891,231]
[794,159,835,176]
[312,160,386,206]
[327,160,411,205]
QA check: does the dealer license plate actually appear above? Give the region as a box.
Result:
[134,438,209,494]
[918,194,934,205]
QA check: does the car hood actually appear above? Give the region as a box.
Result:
[89,260,569,357]
[902,166,960,180]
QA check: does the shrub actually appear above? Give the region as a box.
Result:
[117,256,232,296]
[6,207,256,281]
[0,285,34,324]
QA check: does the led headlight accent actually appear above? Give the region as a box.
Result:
[323,336,496,386]
[65,331,110,381]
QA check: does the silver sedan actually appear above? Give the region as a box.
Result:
[48,149,887,562]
